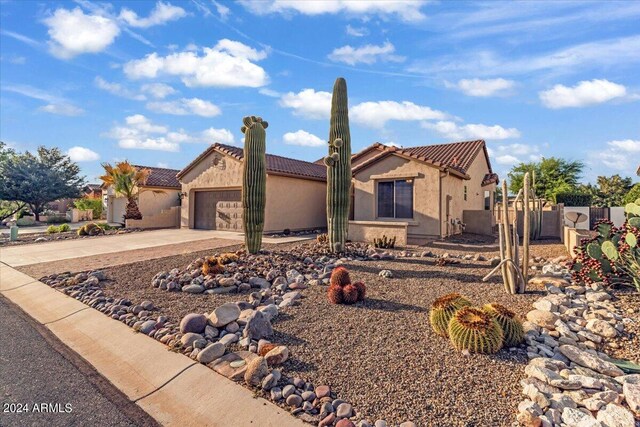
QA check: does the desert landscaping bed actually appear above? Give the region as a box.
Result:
[0,226,144,247]
[34,238,575,426]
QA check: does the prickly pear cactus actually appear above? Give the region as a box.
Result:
[241,116,268,254]
[324,77,352,253]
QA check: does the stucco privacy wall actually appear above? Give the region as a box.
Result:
[264,175,326,232]
[138,187,180,218]
[180,150,244,229]
[348,221,408,246]
[353,154,441,238]
[440,151,495,236]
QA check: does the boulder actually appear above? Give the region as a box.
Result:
[209,303,241,327]
[243,310,273,340]
[586,319,618,338]
[596,403,635,427]
[558,345,624,377]
[180,313,208,334]
[526,310,559,330]
[623,382,640,414]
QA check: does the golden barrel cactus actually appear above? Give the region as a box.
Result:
[483,303,524,347]
[429,293,472,337]
[448,307,504,354]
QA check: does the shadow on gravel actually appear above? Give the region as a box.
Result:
[358,298,426,313]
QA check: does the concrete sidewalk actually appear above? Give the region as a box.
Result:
[0,263,303,427]
[1,228,312,267]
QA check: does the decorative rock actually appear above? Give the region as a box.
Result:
[316,385,331,398]
[138,320,156,335]
[558,345,624,377]
[180,313,208,334]
[586,319,618,338]
[378,270,393,278]
[561,407,598,426]
[196,342,226,364]
[218,277,236,287]
[319,413,336,427]
[336,420,356,427]
[264,346,289,366]
[596,403,635,427]
[623,382,640,414]
[286,394,302,407]
[209,303,241,327]
[180,332,203,348]
[182,284,205,294]
[526,310,559,330]
[243,311,273,340]
[219,333,239,346]
[336,402,353,418]
[244,356,269,386]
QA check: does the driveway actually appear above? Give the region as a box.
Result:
[1,228,312,267]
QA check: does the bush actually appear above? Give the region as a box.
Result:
[624,184,640,205]
[58,223,71,232]
[556,192,592,206]
[46,216,69,224]
[74,198,103,219]
[46,225,59,234]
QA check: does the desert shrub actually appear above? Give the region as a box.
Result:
[556,192,592,206]
[46,225,59,234]
[570,199,640,290]
[624,184,640,205]
[74,198,103,219]
[448,307,504,354]
[58,223,71,232]
[77,222,103,236]
[202,256,224,276]
[373,235,396,249]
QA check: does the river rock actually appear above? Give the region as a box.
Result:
[244,356,269,386]
[243,310,273,340]
[196,342,226,364]
[180,313,208,334]
[264,345,289,366]
[209,303,241,327]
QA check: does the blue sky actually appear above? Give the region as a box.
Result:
[1,0,639,185]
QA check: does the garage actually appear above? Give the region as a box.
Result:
[193,190,242,230]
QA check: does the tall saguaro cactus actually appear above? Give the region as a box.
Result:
[241,116,268,254]
[324,77,352,253]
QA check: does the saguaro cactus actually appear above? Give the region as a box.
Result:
[324,77,352,253]
[241,116,268,254]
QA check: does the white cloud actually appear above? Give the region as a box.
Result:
[487,143,540,165]
[607,139,640,152]
[351,101,448,128]
[259,88,282,98]
[494,154,520,165]
[106,114,180,151]
[239,0,428,22]
[422,121,521,141]
[212,1,231,20]
[539,79,627,109]
[95,76,146,100]
[328,42,404,66]
[156,162,169,168]
[280,89,332,119]
[119,1,186,28]
[44,7,120,59]
[346,25,368,37]
[283,130,325,147]
[38,103,84,116]
[202,127,235,144]
[146,98,221,117]
[123,39,268,88]
[448,78,515,97]
[67,146,99,162]
[140,83,176,99]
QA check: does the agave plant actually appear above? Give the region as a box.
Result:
[570,199,640,290]
[100,161,156,220]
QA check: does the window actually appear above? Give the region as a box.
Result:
[377,180,413,219]
[464,186,468,201]
[484,190,491,210]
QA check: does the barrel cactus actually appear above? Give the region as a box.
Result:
[330,266,351,287]
[429,293,472,337]
[327,266,366,304]
[448,307,504,354]
[342,284,359,304]
[353,281,366,301]
[327,285,344,304]
[483,303,524,347]
[324,77,352,253]
[241,116,268,254]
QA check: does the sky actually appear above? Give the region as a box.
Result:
[1,0,639,185]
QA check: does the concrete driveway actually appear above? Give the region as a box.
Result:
[0,228,312,267]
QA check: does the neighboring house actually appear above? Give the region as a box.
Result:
[176,143,327,232]
[103,165,181,224]
[349,140,498,243]
[83,183,102,199]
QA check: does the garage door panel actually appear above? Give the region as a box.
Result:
[194,190,242,230]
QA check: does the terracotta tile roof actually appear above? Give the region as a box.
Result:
[352,140,494,179]
[132,165,181,189]
[482,173,500,186]
[177,143,326,181]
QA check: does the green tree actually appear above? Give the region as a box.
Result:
[0,142,26,221]
[625,183,640,205]
[579,175,633,207]
[507,157,584,202]
[0,144,85,221]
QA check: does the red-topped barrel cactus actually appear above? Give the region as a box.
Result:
[327,266,366,305]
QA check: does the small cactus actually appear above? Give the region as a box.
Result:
[316,233,328,245]
[342,284,359,304]
[448,307,504,354]
[218,253,239,265]
[483,303,524,347]
[353,281,366,301]
[202,256,224,276]
[429,293,472,337]
[373,235,396,249]
[330,266,351,287]
[327,285,344,304]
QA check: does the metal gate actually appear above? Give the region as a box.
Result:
[589,207,609,229]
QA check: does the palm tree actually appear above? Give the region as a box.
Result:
[99,161,151,220]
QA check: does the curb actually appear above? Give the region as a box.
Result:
[0,264,304,427]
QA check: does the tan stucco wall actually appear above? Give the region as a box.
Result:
[264,175,326,232]
[353,154,441,238]
[138,187,180,218]
[440,153,496,236]
[179,149,244,228]
[352,148,383,168]
[348,220,408,246]
[126,206,180,229]
[179,149,327,232]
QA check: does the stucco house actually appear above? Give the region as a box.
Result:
[349,140,498,244]
[103,165,181,224]
[176,143,327,232]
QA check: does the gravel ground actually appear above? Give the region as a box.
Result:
[0,228,144,247]
[608,290,640,364]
